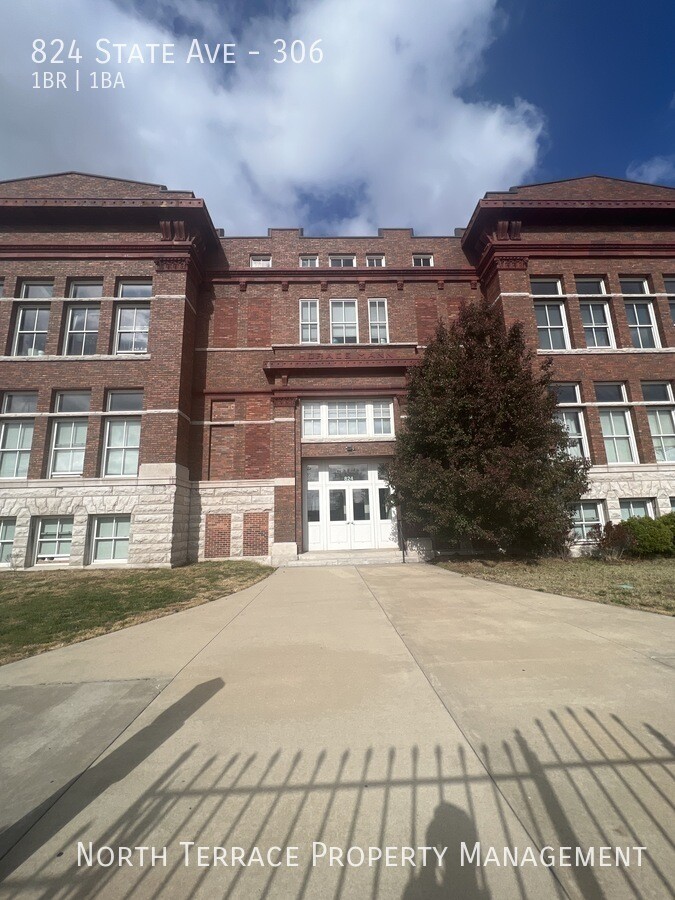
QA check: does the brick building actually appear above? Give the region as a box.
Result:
[0,172,673,567]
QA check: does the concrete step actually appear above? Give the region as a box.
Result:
[286,549,412,567]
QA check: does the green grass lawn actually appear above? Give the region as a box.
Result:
[0,561,273,665]
[437,557,675,615]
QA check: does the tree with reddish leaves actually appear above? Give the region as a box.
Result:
[388,299,589,556]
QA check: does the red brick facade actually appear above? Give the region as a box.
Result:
[0,172,673,566]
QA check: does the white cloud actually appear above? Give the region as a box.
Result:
[626,155,675,186]
[0,0,544,233]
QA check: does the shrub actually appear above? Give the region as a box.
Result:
[589,521,635,560]
[622,516,673,556]
[658,511,675,550]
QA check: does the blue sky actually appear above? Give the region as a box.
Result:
[0,0,673,233]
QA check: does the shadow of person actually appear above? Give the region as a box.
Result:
[403,802,490,900]
[0,677,224,881]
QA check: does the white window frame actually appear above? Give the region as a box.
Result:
[0,517,16,563]
[64,305,100,356]
[13,305,50,356]
[625,301,660,349]
[329,255,356,268]
[117,280,152,299]
[571,501,604,542]
[0,419,34,478]
[102,417,141,477]
[34,516,73,564]
[555,409,589,459]
[114,304,150,354]
[299,255,318,268]
[646,405,675,463]
[90,515,131,563]
[574,277,606,296]
[49,418,88,477]
[250,254,272,268]
[551,383,581,404]
[412,254,433,268]
[330,300,359,344]
[366,255,385,268]
[534,301,570,350]
[301,399,395,441]
[21,281,53,299]
[2,392,38,414]
[619,278,648,296]
[299,300,319,344]
[619,498,655,520]
[530,278,562,296]
[69,280,104,299]
[595,382,627,404]
[599,408,637,465]
[368,299,389,344]
[580,301,615,348]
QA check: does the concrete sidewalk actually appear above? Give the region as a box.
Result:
[0,565,673,899]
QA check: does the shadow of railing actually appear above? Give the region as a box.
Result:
[0,706,672,899]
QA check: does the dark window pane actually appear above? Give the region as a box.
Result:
[71,282,103,298]
[379,487,392,520]
[595,383,623,403]
[329,489,346,521]
[551,384,578,404]
[575,278,605,294]
[118,282,152,298]
[530,279,560,295]
[353,488,370,521]
[620,279,646,294]
[642,383,670,402]
[108,391,143,411]
[306,490,320,522]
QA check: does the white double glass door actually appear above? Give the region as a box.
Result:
[303,459,398,552]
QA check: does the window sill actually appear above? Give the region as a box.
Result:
[538,348,672,354]
[0,353,151,361]
[302,435,395,443]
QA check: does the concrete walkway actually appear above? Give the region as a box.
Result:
[0,565,673,899]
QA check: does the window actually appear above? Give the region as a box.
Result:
[21,281,53,299]
[70,280,103,298]
[619,278,648,295]
[368,299,389,344]
[0,392,36,478]
[642,382,672,403]
[595,382,625,403]
[301,399,394,439]
[530,278,562,296]
[299,255,318,268]
[0,278,4,298]
[620,499,654,520]
[0,518,15,562]
[329,255,356,268]
[91,515,130,562]
[555,410,587,458]
[366,255,385,268]
[51,420,88,476]
[115,305,150,353]
[412,254,433,267]
[580,303,614,348]
[572,502,603,540]
[644,386,675,461]
[250,255,271,268]
[56,391,90,413]
[550,383,580,404]
[575,278,606,295]
[299,300,319,344]
[35,517,73,563]
[625,302,659,348]
[330,300,358,344]
[665,278,675,325]
[13,306,50,356]
[103,393,141,476]
[599,410,635,463]
[117,281,152,298]
[64,305,100,355]
[535,303,569,349]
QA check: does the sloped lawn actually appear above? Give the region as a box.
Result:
[0,560,273,665]
[438,557,675,615]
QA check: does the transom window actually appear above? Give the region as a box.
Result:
[619,278,648,295]
[0,518,15,563]
[117,280,152,298]
[366,255,385,267]
[550,383,580,404]
[21,281,53,299]
[599,409,635,464]
[13,306,50,356]
[625,302,659,348]
[555,409,587,458]
[620,499,654,520]
[64,305,100,356]
[535,302,569,350]
[107,390,143,412]
[299,255,318,268]
[330,300,358,344]
[250,255,272,268]
[575,278,606,295]
[299,300,319,344]
[301,399,394,440]
[412,254,433,267]
[595,382,626,403]
[56,391,90,413]
[368,299,389,344]
[642,382,673,402]
[329,255,356,268]
[35,517,73,563]
[115,305,150,353]
[530,278,562,296]
[2,392,37,413]
[91,515,131,562]
[70,281,103,298]
[580,302,613,348]
[572,502,603,540]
